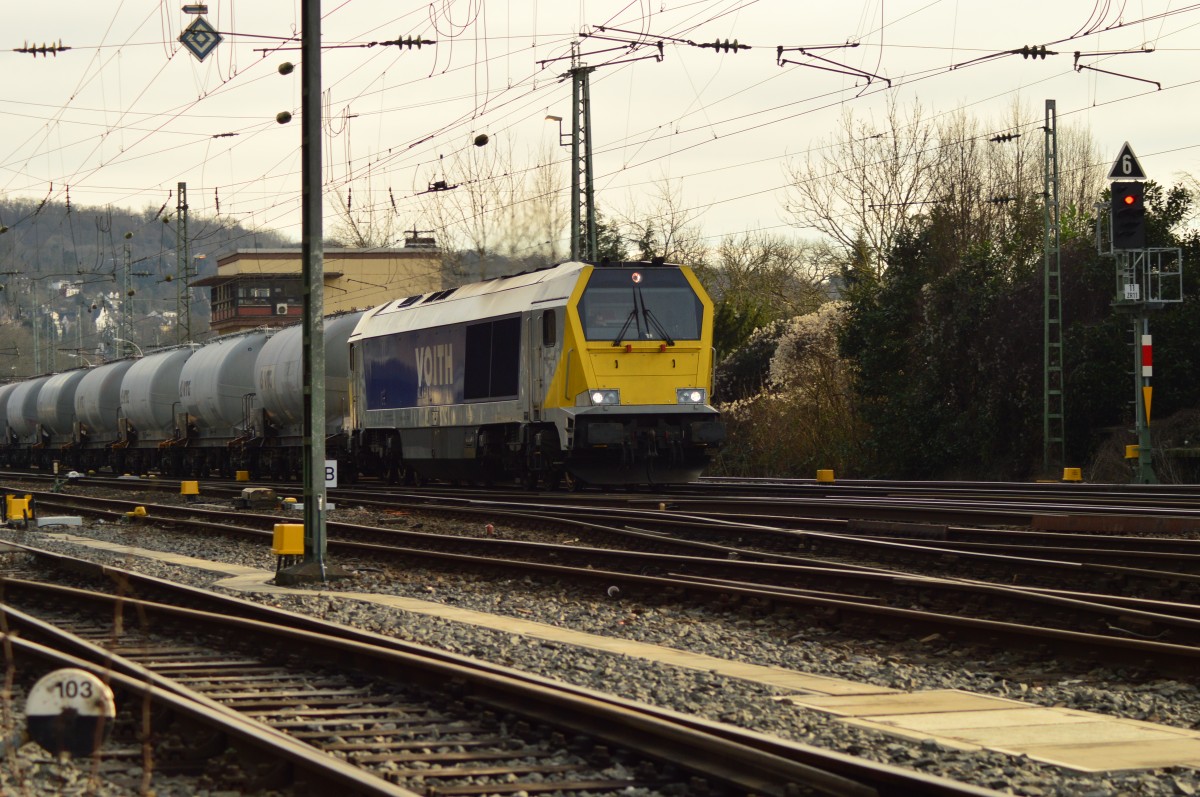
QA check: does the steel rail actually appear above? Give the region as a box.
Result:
[11,534,1200,680]
[16,491,1200,649]
[26,489,1200,621]
[0,563,1004,797]
[0,624,417,796]
[0,544,1001,797]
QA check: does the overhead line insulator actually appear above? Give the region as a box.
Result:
[696,38,749,53]
[380,36,434,50]
[13,39,70,58]
[1016,44,1052,59]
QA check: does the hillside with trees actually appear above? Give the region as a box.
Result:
[0,197,292,375]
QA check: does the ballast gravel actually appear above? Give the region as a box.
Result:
[3,508,1200,797]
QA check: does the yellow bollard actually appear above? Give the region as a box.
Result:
[180,481,200,503]
[816,469,835,483]
[236,470,251,482]
[5,495,31,525]
[1062,467,1083,482]
[272,523,305,555]
[273,523,305,573]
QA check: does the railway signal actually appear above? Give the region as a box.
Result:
[1111,181,1145,250]
[1102,142,1182,485]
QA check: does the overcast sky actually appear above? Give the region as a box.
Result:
[1,1,1197,251]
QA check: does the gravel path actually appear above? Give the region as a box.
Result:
[2,504,1199,796]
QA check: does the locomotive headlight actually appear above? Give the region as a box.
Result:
[677,388,706,404]
[589,389,620,405]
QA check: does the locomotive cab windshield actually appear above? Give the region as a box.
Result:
[578,268,703,344]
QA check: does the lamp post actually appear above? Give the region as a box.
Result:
[60,351,96,367]
[111,337,144,358]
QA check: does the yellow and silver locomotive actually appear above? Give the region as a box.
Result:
[348,260,724,488]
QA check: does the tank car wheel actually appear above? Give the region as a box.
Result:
[521,471,538,491]
[410,470,424,488]
[544,470,562,491]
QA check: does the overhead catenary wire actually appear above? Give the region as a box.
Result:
[3,2,1199,254]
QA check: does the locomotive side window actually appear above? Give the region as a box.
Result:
[542,310,556,347]
[464,316,521,401]
[579,269,703,342]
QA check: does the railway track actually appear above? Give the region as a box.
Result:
[0,545,998,797]
[13,469,1200,532]
[10,486,1200,676]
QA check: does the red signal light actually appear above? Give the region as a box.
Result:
[1111,181,1145,249]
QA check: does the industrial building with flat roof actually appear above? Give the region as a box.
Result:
[193,245,443,334]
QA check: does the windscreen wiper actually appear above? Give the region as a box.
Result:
[612,310,638,346]
[643,308,674,346]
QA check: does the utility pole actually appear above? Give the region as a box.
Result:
[31,281,40,375]
[121,233,134,355]
[175,182,191,343]
[544,35,670,261]
[567,51,597,261]
[1042,99,1065,475]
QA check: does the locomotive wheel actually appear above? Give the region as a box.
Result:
[563,471,584,492]
[544,470,562,491]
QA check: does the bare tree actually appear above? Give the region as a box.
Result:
[784,96,941,277]
[700,232,832,320]
[616,177,710,266]
[327,179,403,249]
[1056,120,1106,222]
[951,99,1103,259]
[523,142,569,264]
[418,139,569,281]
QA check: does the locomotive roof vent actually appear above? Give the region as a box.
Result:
[594,259,676,269]
[421,288,457,303]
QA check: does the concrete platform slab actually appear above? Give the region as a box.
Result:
[857,707,1096,732]
[1017,738,1200,771]
[953,720,1189,747]
[791,690,1024,717]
